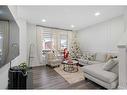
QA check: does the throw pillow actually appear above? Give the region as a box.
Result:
[82,53,88,60]
[112,58,119,64]
[106,54,113,62]
[84,52,96,61]
[105,53,117,62]
[103,59,118,71]
[88,53,96,61]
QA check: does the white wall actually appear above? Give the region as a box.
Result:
[27,23,40,67]
[8,6,28,66]
[0,6,27,89]
[77,16,124,53]
[118,8,127,45]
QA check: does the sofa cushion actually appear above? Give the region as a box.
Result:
[95,53,107,62]
[81,63,118,83]
[103,59,118,71]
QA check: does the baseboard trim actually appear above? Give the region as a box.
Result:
[31,65,46,68]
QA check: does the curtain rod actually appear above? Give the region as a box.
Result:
[36,25,73,31]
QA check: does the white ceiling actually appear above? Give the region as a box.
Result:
[18,6,126,30]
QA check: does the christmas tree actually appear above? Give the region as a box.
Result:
[70,32,83,59]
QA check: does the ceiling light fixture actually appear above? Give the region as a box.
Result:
[42,19,46,22]
[0,36,2,39]
[94,12,100,16]
[71,25,75,28]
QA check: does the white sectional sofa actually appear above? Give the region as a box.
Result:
[79,52,118,89]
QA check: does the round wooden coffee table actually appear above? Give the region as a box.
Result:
[62,60,79,73]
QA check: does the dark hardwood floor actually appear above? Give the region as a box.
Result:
[32,66,105,89]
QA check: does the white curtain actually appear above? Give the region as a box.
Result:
[36,26,74,64]
[36,26,45,65]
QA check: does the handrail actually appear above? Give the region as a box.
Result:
[28,44,35,67]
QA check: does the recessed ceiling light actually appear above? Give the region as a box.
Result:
[71,25,75,28]
[94,12,100,16]
[42,19,46,22]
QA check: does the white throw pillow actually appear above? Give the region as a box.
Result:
[103,59,118,71]
[96,53,106,62]
[82,53,88,60]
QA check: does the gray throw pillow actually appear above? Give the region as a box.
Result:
[103,59,118,71]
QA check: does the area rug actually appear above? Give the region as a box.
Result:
[54,65,85,84]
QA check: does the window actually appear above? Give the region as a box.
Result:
[60,34,68,50]
[38,26,70,51]
[42,31,52,50]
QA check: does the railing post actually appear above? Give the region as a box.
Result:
[117,44,127,89]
